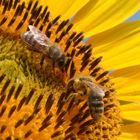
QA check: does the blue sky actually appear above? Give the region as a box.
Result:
[127,10,140,21]
[83,10,140,42]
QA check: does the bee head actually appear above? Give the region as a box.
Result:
[57,54,66,69]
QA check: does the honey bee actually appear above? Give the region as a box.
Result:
[21,25,66,70]
[66,76,105,120]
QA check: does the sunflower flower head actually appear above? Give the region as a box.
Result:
[0,0,139,140]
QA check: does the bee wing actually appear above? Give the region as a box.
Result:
[80,79,105,97]
[34,33,51,46]
[28,25,51,47]
[91,84,105,97]
[79,76,93,83]
[80,78,93,88]
[28,25,41,34]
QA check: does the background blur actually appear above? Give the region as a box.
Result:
[127,10,140,21]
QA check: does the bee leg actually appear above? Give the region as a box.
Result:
[68,93,81,105]
[52,61,56,73]
[61,67,65,73]
[40,54,46,67]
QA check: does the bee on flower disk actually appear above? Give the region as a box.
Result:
[21,25,66,70]
[66,76,105,120]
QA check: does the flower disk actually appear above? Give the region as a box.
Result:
[0,0,121,140]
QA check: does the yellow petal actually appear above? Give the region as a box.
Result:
[88,20,140,70]
[121,103,140,122]
[110,65,140,96]
[72,0,140,37]
[122,123,140,133]
[39,0,89,20]
[119,96,140,103]
[120,123,140,140]
[122,110,140,122]
[121,103,140,111]
[120,132,140,140]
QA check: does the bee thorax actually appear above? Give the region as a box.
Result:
[48,45,62,60]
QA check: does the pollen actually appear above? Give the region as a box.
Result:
[0,0,121,139]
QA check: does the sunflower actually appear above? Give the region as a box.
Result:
[0,0,140,140]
